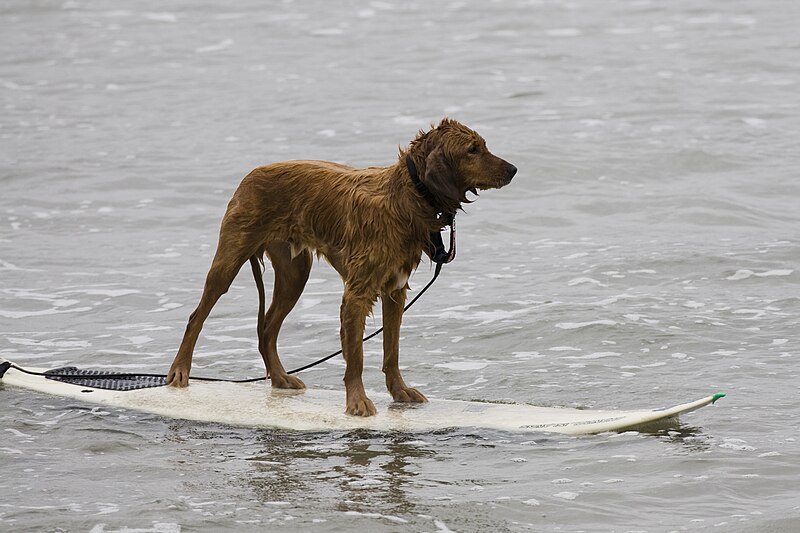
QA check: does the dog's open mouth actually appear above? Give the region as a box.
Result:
[473,178,511,192]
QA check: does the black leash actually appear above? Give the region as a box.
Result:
[285,256,447,376]
[4,158,459,387]
[3,255,451,385]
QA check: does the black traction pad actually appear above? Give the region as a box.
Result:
[44,366,167,391]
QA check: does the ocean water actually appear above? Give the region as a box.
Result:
[1,0,798,531]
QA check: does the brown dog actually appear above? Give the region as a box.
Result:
[167,118,516,416]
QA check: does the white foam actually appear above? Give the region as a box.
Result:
[555,320,616,330]
[205,335,254,344]
[122,336,153,345]
[7,337,90,348]
[726,270,753,280]
[567,277,606,287]
[311,28,344,36]
[196,39,234,53]
[548,346,581,352]
[757,269,793,277]
[348,478,385,488]
[5,428,33,438]
[719,438,756,452]
[683,301,705,309]
[0,306,93,319]
[731,309,766,318]
[757,451,781,458]
[300,297,322,309]
[342,511,408,524]
[742,117,766,128]
[563,252,589,260]
[434,520,456,532]
[144,12,177,22]
[512,351,544,359]
[435,360,491,371]
[577,294,633,307]
[562,352,620,360]
[147,302,183,313]
[94,502,120,515]
[78,288,140,297]
[0,259,23,271]
[446,376,488,390]
[553,491,579,500]
[726,269,793,281]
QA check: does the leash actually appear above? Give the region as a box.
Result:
[10,219,457,385]
[9,158,459,386]
[286,218,455,376]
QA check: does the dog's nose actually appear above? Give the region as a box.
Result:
[507,163,517,178]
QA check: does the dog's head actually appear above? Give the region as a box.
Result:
[406,118,517,214]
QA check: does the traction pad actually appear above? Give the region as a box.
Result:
[44,367,167,391]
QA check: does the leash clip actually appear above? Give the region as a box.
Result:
[431,213,456,265]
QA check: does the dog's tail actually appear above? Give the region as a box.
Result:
[249,254,268,376]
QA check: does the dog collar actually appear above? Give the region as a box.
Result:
[405,155,456,265]
[405,155,445,216]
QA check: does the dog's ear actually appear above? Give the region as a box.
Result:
[423,146,461,213]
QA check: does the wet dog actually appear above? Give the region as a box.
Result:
[167,118,516,416]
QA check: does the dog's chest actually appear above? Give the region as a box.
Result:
[392,271,410,291]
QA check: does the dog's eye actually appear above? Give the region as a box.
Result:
[468,144,480,155]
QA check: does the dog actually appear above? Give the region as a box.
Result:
[166,118,516,416]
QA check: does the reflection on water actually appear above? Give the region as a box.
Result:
[249,430,437,515]
[656,425,714,453]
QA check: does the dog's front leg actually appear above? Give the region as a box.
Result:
[340,290,377,416]
[381,288,427,403]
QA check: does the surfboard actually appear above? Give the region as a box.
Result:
[0,360,725,435]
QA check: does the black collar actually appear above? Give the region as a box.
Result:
[405,155,456,264]
[406,155,444,216]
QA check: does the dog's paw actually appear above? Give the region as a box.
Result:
[270,373,306,390]
[346,396,377,417]
[392,387,428,403]
[167,368,190,388]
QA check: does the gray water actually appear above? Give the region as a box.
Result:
[1,0,798,531]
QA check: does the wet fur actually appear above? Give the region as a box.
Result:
[166,118,517,416]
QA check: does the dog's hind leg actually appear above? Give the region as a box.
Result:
[257,241,311,389]
[249,253,269,375]
[167,228,259,387]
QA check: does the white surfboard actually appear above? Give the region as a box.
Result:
[0,360,725,435]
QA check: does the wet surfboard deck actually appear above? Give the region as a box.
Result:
[0,360,725,435]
